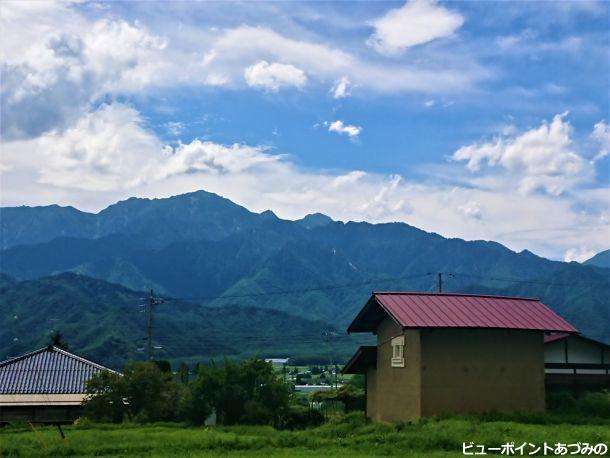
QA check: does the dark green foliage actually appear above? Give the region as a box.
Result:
[546,390,576,412]
[282,405,325,429]
[189,358,292,426]
[83,370,127,423]
[84,358,310,429]
[575,391,610,417]
[49,330,69,350]
[153,360,172,373]
[312,384,365,413]
[84,362,179,423]
[544,390,610,420]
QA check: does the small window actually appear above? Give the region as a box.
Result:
[391,336,405,367]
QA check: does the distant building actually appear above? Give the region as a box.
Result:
[294,385,335,394]
[264,358,290,368]
[343,292,578,423]
[0,346,118,423]
[544,332,609,390]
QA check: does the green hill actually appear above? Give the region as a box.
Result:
[0,273,359,369]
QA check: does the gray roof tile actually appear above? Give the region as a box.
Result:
[0,346,117,394]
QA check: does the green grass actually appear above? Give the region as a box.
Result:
[1,414,609,457]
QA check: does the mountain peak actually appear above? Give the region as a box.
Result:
[296,213,333,229]
[259,210,279,220]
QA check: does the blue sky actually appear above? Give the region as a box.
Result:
[1,0,608,261]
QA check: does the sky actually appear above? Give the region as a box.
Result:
[0,0,609,262]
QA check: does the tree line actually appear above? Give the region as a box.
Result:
[83,358,326,429]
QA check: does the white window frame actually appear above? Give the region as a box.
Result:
[391,335,405,368]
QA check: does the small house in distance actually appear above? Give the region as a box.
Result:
[0,346,117,423]
[343,292,578,423]
[544,333,609,391]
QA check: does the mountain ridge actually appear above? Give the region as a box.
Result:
[2,189,608,345]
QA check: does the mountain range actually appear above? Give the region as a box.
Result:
[1,190,608,366]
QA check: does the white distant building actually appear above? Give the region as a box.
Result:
[294,385,336,394]
[264,358,290,368]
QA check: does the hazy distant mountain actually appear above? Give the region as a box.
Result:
[1,189,609,349]
[583,249,610,269]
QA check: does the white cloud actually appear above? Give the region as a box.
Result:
[367,0,464,55]
[452,113,590,196]
[331,76,351,99]
[325,120,362,139]
[564,247,598,263]
[27,103,279,191]
[457,201,483,220]
[0,15,169,139]
[244,60,307,91]
[165,121,185,136]
[591,121,610,162]
[203,26,485,94]
[2,105,608,261]
[1,6,487,141]
[496,29,583,55]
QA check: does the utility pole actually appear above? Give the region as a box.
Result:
[145,289,164,361]
[437,272,442,293]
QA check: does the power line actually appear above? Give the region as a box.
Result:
[448,272,610,288]
[172,272,435,301]
[165,271,608,304]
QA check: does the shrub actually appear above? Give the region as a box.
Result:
[546,390,576,412]
[281,405,325,430]
[576,391,610,417]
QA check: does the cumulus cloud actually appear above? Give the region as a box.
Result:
[0,17,168,139]
[1,4,487,141]
[591,121,610,162]
[31,103,279,191]
[244,60,307,91]
[452,113,589,196]
[325,120,362,138]
[367,0,464,55]
[331,76,351,99]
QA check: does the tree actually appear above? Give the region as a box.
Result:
[83,370,127,423]
[84,362,179,423]
[188,358,291,426]
[122,361,179,422]
[49,330,69,350]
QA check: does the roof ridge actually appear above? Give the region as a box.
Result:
[372,291,540,301]
[50,346,118,373]
[0,346,117,373]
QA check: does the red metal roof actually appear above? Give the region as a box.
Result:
[348,292,578,333]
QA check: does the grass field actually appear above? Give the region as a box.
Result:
[2,413,609,457]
